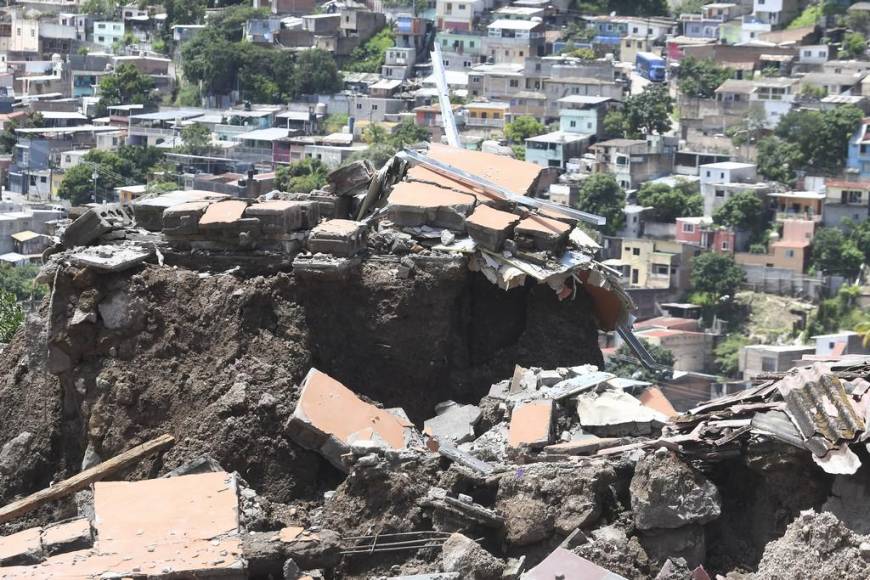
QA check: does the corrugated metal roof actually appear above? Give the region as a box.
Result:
[777,366,864,457]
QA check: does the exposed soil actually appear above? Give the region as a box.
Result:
[0,258,603,533]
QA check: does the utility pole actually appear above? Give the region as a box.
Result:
[92,168,98,204]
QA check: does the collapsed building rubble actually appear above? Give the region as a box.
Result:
[0,145,869,578]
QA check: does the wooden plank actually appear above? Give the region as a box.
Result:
[0,434,175,525]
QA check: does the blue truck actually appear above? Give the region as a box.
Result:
[635,52,666,82]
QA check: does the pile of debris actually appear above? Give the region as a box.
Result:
[49,143,633,335]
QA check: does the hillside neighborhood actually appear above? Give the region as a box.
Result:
[0,0,867,578]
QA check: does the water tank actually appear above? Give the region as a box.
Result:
[315,102,327,115]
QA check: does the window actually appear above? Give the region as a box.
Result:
[469,41,475,48]
[493,113,500,119]
[356,103,362,109]
[519,51,524,57]
[569,120,576,127]
[804,50,811,57]
[785,249,795,258]
[372,104,378,110]
[761,356,775,372]
[721,240,729,250]
[715,190,725,197]
[510,79,519,87]
[29,176,36,186]
[632,27,638,33]
[632,248,640,256]
[720,172,725,179]
[98,36,105,42]
[653,264,669,276]
[587,122,592,129]
[98,23,106,29]
[40,176,46,183]
[16,28,20,36]
[682,222,695,233]
[458,3,465,8]
[706,170,710,177]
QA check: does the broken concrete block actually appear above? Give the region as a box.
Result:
[162,201,211,236]
[424,403,481,444]
[307,219,366,257]
[285,369,417,472]
[630,451,721,530]
[41,518,93,556]
[509,365,536,395]
[440,533,505,580]
[69,244,152,272]
[327,160,373,196]
[98,290,139,330]
[133,190,229,231]
[0,527,43,566]
[199,200,250,231]
[514,215,571,253]
[508,400,554,449]
[543,435,618,457]
[464,206,519,252]
[245,200,319,235]
[524,547,626,580]
[0,431,33,476]
[387,182,476,230]
[575,388,662,436]
[243,527,341,576]
[638,524,706,569]
[61,205,133,248]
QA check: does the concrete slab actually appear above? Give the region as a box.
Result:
[0,527,43,566]
[464,205,520,252]
[133,190,229,231]
[199,200,249,229]
[245,200,319,234]
[69,244,152,272]
[423,403,481,444]
[286,368,417,471]
[162,201,211,236]
[307,219,366,257]
[525,547,627,580]
[508,400,554,448]
[387,182,476,230]
[41,519,92,556]
[515,214,571,252]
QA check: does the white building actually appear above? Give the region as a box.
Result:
[92,21,124,50]
[749,77,798,128]
[699,161,761,216]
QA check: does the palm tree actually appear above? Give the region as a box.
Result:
[856,316,870,347]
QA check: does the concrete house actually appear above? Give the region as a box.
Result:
[619,238,699,290]
[739,344,815,380]
[735,219,815,274]
[92,21,124,50]
[585,137,677,190]
[812,331,870,358]
[436,0,484,32]
[823,179,870,227]
[557,95,618,138]
[699,161,763,216]
[752,0,801,28]
[524,131,590,169]
[485,19,546,64]
[847,118,870,178]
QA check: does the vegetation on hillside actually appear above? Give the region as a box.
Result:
[344,27,396,73]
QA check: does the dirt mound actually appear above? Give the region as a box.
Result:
[751,510,870,580]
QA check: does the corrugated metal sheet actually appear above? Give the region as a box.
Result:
[777,366,865,456]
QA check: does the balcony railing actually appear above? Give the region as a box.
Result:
[465,117,505,127]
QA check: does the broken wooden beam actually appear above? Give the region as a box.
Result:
[0,433,175,525]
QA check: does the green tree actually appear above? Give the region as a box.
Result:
[275,158,328,192]
[0,264,46,301]
[575,174,626,235]
[389,119,430,148]
[58,146,163,205]
[363,123,389,145]
[726,104,767,147]
[323,113,349,134]
[619,84,673,138]
[178,123,216,156]
[0,289,23,343]
[690,252,745,298]
[0,113,43,154]
[603,110,627,139]
[504,115,546,143]
[208,5,269,42]
[635,181,702,222]
[80,0,117,19]
[291,49,342,97]
[163,0,206,29]
[811,228,864,277]
[345,143,397,168]
[714,334,749,378]
[344,27,395,73]
[97,63,158,116]
[677,57,732,99]
[840,31,867,59]
[606,339,675,382]
[713,190,768,238]
[773,105,862,176]
[756,136,802,183]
